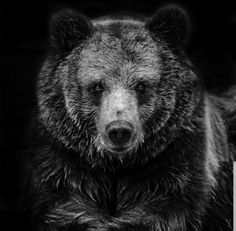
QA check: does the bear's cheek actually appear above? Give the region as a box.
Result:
[138,90,177,135]
[137,88,164,124]
[138,95,157,122]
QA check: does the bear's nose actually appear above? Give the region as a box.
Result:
[106,121,134,147]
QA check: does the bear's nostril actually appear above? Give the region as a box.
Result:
[106,121,134,146]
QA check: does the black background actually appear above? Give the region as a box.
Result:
[1,0,236,230]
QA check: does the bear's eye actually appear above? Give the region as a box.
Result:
[89,82,104,95]
[93,83,104,92]
[135,82,148,94]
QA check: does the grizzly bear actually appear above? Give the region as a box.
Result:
[25,4,235,231]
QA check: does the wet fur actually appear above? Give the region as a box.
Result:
[25,5,235,231]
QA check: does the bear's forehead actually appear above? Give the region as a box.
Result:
[87,21,158,58]
[76,21,161,84]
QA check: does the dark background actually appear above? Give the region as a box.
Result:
[1,0,236,230]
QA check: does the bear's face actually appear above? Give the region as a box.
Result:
[68,25,163,154]
[38,6,201,167]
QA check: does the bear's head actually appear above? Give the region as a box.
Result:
[38,5,202,168]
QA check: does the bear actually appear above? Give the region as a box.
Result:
[25,4,235,231]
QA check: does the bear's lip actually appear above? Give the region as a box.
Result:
[111,146,129,152]
[106,144,133,154]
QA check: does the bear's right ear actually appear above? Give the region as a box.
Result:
[50,10,93,53]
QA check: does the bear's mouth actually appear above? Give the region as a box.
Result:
[110,146,130,153]
[105,142,136,154]
[103,134,137,154]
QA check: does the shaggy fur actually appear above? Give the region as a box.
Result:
[25,5,235,231]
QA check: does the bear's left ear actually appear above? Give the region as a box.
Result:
[145,5,190,48]
[50,10,93,53]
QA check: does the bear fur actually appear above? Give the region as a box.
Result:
[25,5,235,231]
